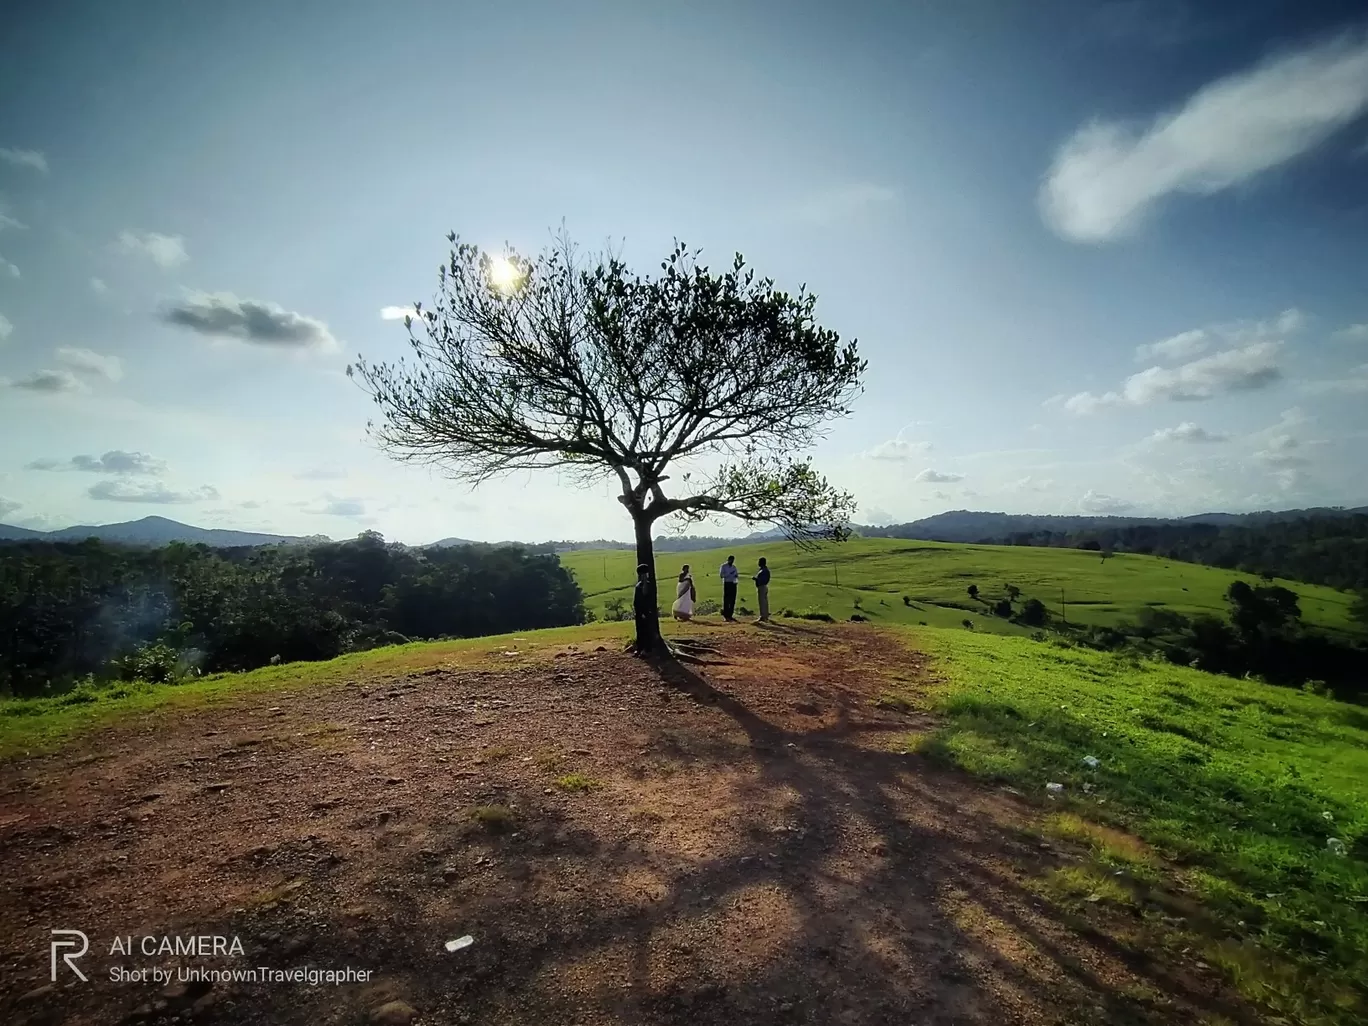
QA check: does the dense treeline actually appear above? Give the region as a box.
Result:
[0,532,586,697]
[998,515,1368,594]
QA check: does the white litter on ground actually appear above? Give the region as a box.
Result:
[445,935,475,952]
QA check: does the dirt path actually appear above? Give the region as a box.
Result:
[0,624,1249,1025]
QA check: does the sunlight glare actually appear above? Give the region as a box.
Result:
[488,255,522,292]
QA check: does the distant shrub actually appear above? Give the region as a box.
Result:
[111,642,183,685]
[1302,679,1331,697]
[962,619,974,630]
[1030,631,1047,643]
[902,595,912,606]
[1016,598,1049,627]
[919,620,928,626]
[992,599,1012,618]
[850,614,868,622]
[795,610,835,622]
[694,599,720,616]
[603,597,631,622]
[470,804,515,832]
[554,772,596,793]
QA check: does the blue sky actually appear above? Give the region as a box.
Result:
[2,0,1366,543]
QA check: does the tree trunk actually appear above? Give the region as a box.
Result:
[632,513,664,653]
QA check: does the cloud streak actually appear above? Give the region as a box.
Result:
[0,147,47,173]
[1042,32,1368,241]
[2,369,88,394]
[28,450,166,475]
[56,347,123,381]
[88,481,219,504]
[914,469,964,483]
[1061,341,1282,413]
[1148,422,1227,444]
[162,292,337,349]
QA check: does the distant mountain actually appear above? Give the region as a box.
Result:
[859,507,1368,544]
[426,536,482,549]
[0,515,324,548]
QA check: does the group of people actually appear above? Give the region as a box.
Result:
[672,554,771,622]
[632,555,772,623]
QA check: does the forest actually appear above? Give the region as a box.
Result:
[0,531,586,697]
[994,514,1368,594]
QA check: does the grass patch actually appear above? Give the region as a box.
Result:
[554,772,597,793]
[469,804,515,832]
[1038,865,1137,908]
[908,625,1368,1025]
[483,745,513,762]
[0,622,635,760]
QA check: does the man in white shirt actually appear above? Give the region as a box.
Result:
[719,554,739,621]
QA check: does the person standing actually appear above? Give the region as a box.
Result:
[753,557,771,622]
[719,554,739,621]
[672,564,697,621]
[633,563,655,638]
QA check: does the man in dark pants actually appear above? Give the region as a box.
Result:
[633,563,655,639]
[719,554,739,621]
[753,557,771,622]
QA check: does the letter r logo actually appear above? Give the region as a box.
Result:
[50,929,89,982]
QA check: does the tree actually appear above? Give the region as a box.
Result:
[349,232,865,654]
[967,584,979,601]
[1004,583,1021,603]
[1017,598,1048,627]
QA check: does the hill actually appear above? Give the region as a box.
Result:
[0,620,1363,1025]
[864,506,1368,543]
[0,515,325,547]
[560,536,1362,637]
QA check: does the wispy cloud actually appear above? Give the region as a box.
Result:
[1079,490,1134,514]
[1041,32,1368,241]
[0,147,47,173]
[914,469,964,483]
[2,369,88,394]
[0,313,11,341]
[1135,328,1207,362]
[89,277,109,295]
[162,292,337,349]
[115,231,188,269]
[864,436,932,461]
[788,183,898,226]
[88,480,218,504]
[1304,363,1368,394]
[380,305,417,321]
[0,255,18,278]
[56,347,123,382]
[28,450,165,475]
[307,496,367,517]
[1332,322,1368,342]
[1148,421,1227,444]
[0,496,19,518]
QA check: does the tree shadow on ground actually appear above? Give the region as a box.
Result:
[0,634,1264,1026]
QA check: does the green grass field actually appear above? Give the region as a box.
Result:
[903,625,1368,1024]
[562,538,1361,636]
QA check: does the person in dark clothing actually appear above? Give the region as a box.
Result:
[719,554,739,621]
[633,563,655,636]
[753,557,771,622]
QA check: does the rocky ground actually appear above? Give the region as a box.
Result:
[0,623,1252,1025]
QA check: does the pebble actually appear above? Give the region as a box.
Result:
[369,1000,419,1025]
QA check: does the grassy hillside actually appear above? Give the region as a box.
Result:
[561,537,1361,635]
[904,625,1367,1024]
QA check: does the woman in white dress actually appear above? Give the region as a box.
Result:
[672,564,696,621]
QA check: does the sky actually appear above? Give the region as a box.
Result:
[1,0,1367,544]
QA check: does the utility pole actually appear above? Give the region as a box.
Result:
[833,562,839,587]
[1061,587,1066,623]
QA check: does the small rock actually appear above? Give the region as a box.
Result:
[369,1000,418,1025]
[442,866,460,882]
[385,777,404,785]
[140,791,164,802]
[376,810,394,825]
[205,782,230,793]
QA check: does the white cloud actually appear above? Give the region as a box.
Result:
[90,277,109,295]
[115,231,188,269]
[29,450,166,475]
[1041,32,1368,241]
[0,255,18,278]
[2,369,88,393]
[914,469,964,483]
[1333,323,1368,342]
[0,313,11,341]
[309,497,367,517]
[1079,490,1134,514]
[1304,364,1368,394]
[859,506,896,526]
[0,496,19,518]
[1063,341,1282,414]
[1135,328,1207,362]
[864,437,932,461]
[88,480,218,504]
[162,291,337,349]
[0,148,47,173]
[1010,475,1056,493]
[56,347,123,382]
[0,209,27,232]
[1148,421,1227,444]
[380,306,417,321]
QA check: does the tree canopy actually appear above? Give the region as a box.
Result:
[350,231,866,651]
